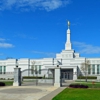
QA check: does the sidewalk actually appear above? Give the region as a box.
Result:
[39,87,66,100]
[39,80,75,100]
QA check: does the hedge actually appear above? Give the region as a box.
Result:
[0,82,5,86]
[78,76,97,79]
[69,84,88,88]
[23,76,43,79]
[0,78,14,80]
[23,76,53,79]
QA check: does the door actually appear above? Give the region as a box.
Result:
[62,72,70,80]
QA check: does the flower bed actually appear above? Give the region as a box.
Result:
[69,84,88,88]
[0,82,5,86]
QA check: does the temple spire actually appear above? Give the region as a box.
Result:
[68,21,70,29]
[65,21,72,50]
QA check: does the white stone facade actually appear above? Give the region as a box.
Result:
[0,22,100,80]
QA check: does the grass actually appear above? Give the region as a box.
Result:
[0,81,13,86]
[52,88,100,100]
[4,81,13,86]
[53,82,100,100]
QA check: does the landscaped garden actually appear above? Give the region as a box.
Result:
[74,81,100,88]
[52,81,100,100]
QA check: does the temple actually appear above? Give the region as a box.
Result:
[0,21,100,80]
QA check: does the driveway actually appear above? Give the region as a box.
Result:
[0,86,58,100]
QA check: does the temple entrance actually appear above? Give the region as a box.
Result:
[61,69,73,80]
[62,72,70,80]
[61,69,73,87]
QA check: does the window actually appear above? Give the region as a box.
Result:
[39,65,41,74]
[35,65,37,74]
[92,65,95,74]
[97,65,100,74]
[0,66,2,74]
[31,65,34,74]
[3,66,6,74]
[88,65,91,74]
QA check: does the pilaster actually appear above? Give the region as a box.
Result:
[73,67,77,80]
[13,68,21,86]
[95,64,97,75]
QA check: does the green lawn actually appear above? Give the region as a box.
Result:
[53,82,100,100]
[4,81,13,86]
[0,81,13,86]
[52,88,100,100]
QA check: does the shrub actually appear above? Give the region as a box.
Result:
[23,76,43,79]
[23,76,53,79]
[0,78,3,80]
[0,82,5,86]
[78,76,97,79]
[69,84,88,88]
[8,78,10,80]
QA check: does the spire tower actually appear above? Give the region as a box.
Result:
[65,21,72,50]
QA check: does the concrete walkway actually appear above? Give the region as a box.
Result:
[39,80,75,100]
[39,87,66,100]
[0,80,74,100]
[0,86,58,100]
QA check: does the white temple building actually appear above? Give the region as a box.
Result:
[0,21,100,80]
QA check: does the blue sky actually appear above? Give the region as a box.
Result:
[0,0,100,59]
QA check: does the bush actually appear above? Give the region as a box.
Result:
[0,82,5,86]
[69,84,88,88]
[23,76,43,79]
[0,78,6,80]
[78,76,97,79]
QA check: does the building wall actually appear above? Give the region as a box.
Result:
[0,57,100,79]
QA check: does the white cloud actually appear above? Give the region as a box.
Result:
[32,50,56,57]
[0,37,14,48]
[14,34,37,40]
[0,43,14,48]
[0,0,71,11]
[73,41,100,54]
[0,38,6,41]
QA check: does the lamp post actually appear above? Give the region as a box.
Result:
[57,60,60,67]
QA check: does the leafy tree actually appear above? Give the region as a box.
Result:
[80,60,91,82]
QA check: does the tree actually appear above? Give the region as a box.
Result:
[80,60,91,82]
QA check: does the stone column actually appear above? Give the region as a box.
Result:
[13,68,21,86]
[54,67,61,87]
[73,67,77,80]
